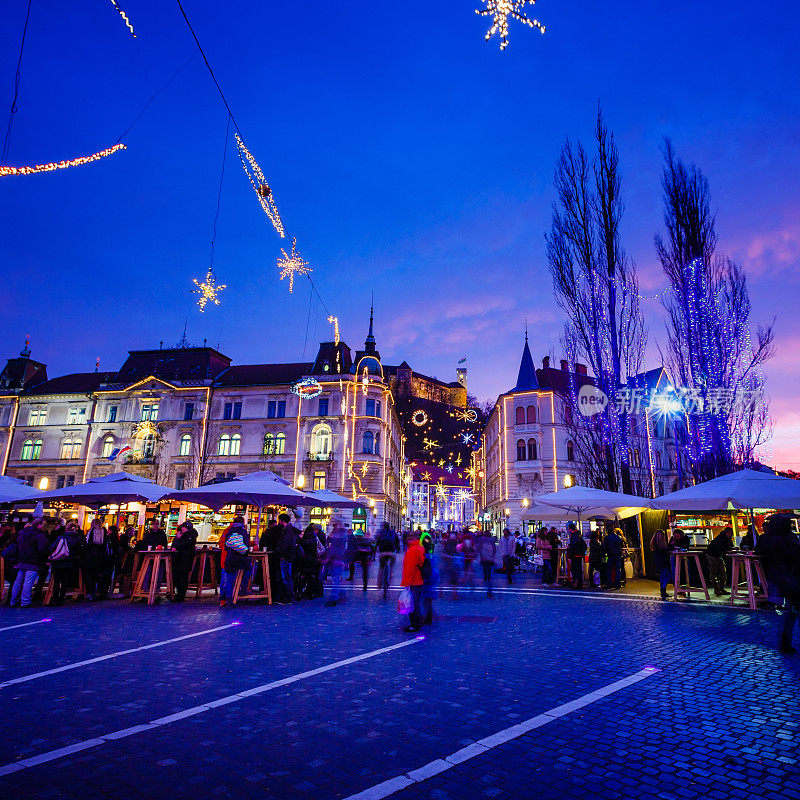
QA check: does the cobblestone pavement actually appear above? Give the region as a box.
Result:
[0,578,798,800]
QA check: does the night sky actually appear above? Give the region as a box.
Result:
[1,1,798,468]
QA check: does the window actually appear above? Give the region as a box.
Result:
[564,404,573,425]
[59,439,80,459]
[67,407,87,425]
[264,433,286,455]
[516,439,526,461]
[527,438,537,460]
[277,400,286,418]
[374,431,381,455]
[179,434,191,456]
[223,403,232,420]
[318,397,329,417]
[141,404,158,422]
[108,405,118,423]
[566,440,575,462]
[267,400,286,419]
[656,451,662,469]
[365,398,376,417]
[28,408,46,426]
[66,475,75,487]
[218,434,231,456]
[21,439,35,460]
[141,433,155,458]
[526,405,536,424]
[230,434,241,456]
[101,436,114,458]
[633,449,641,468]
[363,430,374,454]
[313,471,326,491]
[175,473,186,490]
[183,403,194,421]
[515,407,525,425]
[56,475,65,489]
[233,402,242,420]
[312,425,331,456]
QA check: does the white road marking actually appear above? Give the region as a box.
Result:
[0,622,242,689]
[0,618,52,633]
[0,636,425,776]
[342,667,660,800]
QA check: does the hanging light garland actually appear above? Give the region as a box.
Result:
[277,238,311,294]
[109,0,136,38]
[476,0,545,51]
[234,133,285,237]
[0,142,126,177]
[193,268,226,311]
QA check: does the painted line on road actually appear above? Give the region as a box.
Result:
[342,667,660,800]
[0,622,242,689]
[0,636,425,776]
[0,618,52,633]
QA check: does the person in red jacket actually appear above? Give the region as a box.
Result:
[401,532,425,633]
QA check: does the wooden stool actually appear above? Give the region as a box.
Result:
[231,550,272,605]
[130,551,174,605]
[555,547,568,584]
[190,547,219,598]
[44,568,86,604]
[730,553,768,610]
[672,551,710,601]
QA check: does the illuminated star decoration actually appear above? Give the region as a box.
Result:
[109,0,136,37]
[461,432,474,444]
[235,133,285,237]
[421,471,431,481]
[277,238,311,293]
[476,0,545,51]
[446,464,454,473]
[1,143,126,177]
[193,268,226,311]
[422,438,439,452]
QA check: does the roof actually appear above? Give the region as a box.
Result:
[214,363,312,388]
[513,336,539,392]
[534,366,595,395]
[116,347,231,384]
[628,367,668,393]
[0,356,47,393]
[23,372,116,397]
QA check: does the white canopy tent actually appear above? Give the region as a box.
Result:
[0,475,42,505]
[650,469,800,512]
[524,486,653,521]
[302,488,366,510]
[28,471,170,508]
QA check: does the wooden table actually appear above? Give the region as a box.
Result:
[729,552,768,610]
[555,547,568,584]
[130,550,174,604]
[672,551,710,601]
[231,550,272,605]
[190,546,219,598]
[44,568,86,604]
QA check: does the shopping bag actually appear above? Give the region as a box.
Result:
[397,588,413,615]
[533,554,544,567]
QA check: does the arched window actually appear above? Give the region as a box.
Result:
[655,450,662,469]
[21,439,34,460]
[363,430,374,454]
[218,434,230,456]
[141,433,155,458]
[527,438,537,460]
[101,436,114,459]
[516,439,526,461]
[566,440,574,461]
[515,407,525,425]
[179,434,191,456]
[32,439,42,459]
[312,424,331,455]
[564,405,573,425]
[275,433,286,455]
[59,439,80,459]
[374,431,381,455]
[633,448,641,468]
[230,434,241,456]
[526,405,536,424]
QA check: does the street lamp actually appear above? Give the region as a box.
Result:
[563,474,573,488]
[38,477,49,490]
[296,474,305,489]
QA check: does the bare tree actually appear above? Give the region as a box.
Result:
[546,108,647,491]
[656,141,774,479]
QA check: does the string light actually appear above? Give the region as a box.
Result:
[411,409,428,427]
[0,143,126,177]
[234,132,285,237]
[277,238,311,293]
[476,0,545,51]
[192,268,226,311]
[423,438,439,452]
[109,0,136,38]
[327,315,340,345]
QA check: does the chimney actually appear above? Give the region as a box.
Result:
[575,363,588,376]
[560,359,569,372]
[542,356,550,369]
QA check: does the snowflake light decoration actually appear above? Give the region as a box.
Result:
[277,238,311,293]
[461,432,474,444]
[422,438,439,452]
[193,268,226,311]
[476,0,545,51]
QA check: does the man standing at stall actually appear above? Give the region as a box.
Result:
[706,526,734,596]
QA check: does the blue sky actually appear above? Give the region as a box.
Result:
[2,1,799,467]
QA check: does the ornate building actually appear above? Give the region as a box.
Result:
[0,314,406,531]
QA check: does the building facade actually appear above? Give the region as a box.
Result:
[478,337,682,533]
[0,316,406,531]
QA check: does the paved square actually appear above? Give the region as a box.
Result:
[0,585,798,800]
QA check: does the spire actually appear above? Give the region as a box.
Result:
[20,335,30,359]
[513,333,539,392]
[364,295,377,354]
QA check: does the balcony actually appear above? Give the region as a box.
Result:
[305,451,333,462]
